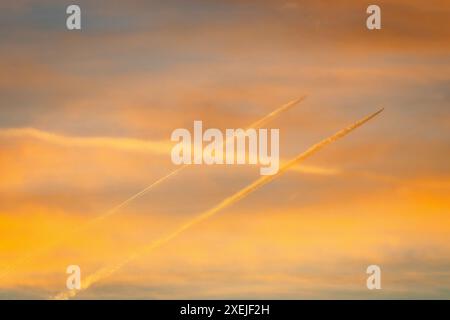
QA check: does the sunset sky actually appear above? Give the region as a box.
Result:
[0,0,449,299]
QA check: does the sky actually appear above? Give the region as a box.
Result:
[0,0,449,299]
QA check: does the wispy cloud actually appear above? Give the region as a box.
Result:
[0,127,171,155]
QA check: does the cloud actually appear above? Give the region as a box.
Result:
[0,127,171,155]
[0,0,449,299]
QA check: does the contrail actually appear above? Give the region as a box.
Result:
[0,97,305,280]
[75,96,305,226]
[88,96,306,225]
[53,108,383,300]
[0,166,187,280]
[246,96,306,129]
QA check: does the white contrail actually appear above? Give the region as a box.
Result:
[0,97,305,280]
[246,96,306,129]
[86,96,306,225]
[53,108,383,300]
[90,95,306,223]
